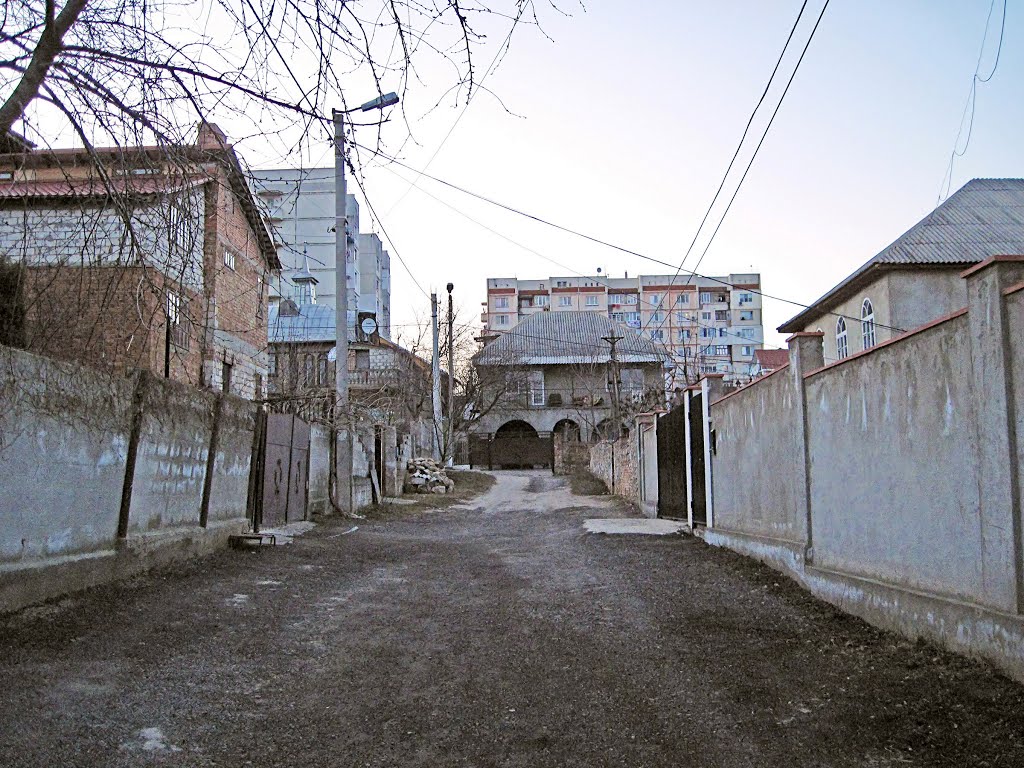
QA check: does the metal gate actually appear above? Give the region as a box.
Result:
[469,432,554,470]
[656,405,688,518]
[261,413,311,527]
[688,392,707,526]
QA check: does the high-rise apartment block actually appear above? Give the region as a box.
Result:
[250,168,391,339]
[481,273,764,383]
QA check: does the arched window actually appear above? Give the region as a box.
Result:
[861,299,876,350]
[836,318,848,359]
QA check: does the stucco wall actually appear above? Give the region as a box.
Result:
[206,396,257,523]
[589,439,638,503]
[804,274,892,362]
[710,363,805,543]
[887,269,969,334]
[1009,286,1024,564]
[308,426,333,515]
[804,314,987,605]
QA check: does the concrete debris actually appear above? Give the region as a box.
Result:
[403,457,456,495]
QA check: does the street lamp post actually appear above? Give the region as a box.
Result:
[332,91,398,510]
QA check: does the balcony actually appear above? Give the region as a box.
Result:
[349,368,402,389]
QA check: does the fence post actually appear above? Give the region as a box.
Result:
[962,256,1024,612]
[785,331,824,564]
[199,393,224,528]
[116,370,150,540]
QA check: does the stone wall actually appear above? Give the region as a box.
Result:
[553,439,590,475]
[589,438,638,504]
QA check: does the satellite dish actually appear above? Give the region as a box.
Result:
[327,346,337,362]
[596,267,603,274]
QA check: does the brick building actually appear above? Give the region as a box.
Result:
[0,124,279,399]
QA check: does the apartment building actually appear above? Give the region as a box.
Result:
[482,273,764,384]
[250,168,392,340]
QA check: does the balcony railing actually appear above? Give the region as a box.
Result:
[349,368,402,389]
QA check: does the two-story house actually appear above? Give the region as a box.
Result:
[0,123,279,399]
[471,310,670,443]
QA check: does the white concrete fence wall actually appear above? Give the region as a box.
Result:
[701,256,1024,682]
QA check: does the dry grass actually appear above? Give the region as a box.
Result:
[569,470,608,496]
[369,469,496,517]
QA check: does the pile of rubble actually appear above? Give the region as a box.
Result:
[403,457,456,495]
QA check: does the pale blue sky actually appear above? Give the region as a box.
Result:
[244,1,1022,347]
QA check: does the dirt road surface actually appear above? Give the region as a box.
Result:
[1,470,1022,767]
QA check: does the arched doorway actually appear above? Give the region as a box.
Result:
[553,418,581,441]
[495,419,538,438]
[491,420,550,469]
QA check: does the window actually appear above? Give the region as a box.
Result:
[677,328,690,341]
[585,295,599,306]
[558,295,572,307]
[715,310,728,321]
[529,370,545,406]
[496,314,509,326]
[303,354,316,386]
[253,373,262,399]
[648,293,661,307]
[739,310,754,322]
[714,345,729,356]
[495,296,509,308]
[676,348,687,357]
[167,291,189,349]
[222,361,233,393]
[701,311,712,321]
[741,345,753,356]
[556,280,568,288]
[650,329,664,341]
[738,292,753,306]
[651,312,662,323]
[837,317,849,359]
[624,294,638,305]
[620,368,645,393]
[861,299,876,349]
[718,328,729,338]
[625,311,641,327]
[699,292,712,305]
[675,294,689,305]
[223,248,236,270]
[534,295,549,307]
[700,327,715,339]
[611,312,625,322]
[268,351,278,377]
[354,349,370,370]
[318,353,329,385]
[608,293,625,304]
[738,328,755,339]
[676,312,688,323]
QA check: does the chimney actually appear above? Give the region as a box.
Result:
[196,122,229,150]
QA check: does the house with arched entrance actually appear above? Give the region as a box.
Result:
[469,311,670,465]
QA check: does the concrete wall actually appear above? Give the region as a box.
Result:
[701,257,1024,681]
[710,363,805,543]
[0,345,257,613]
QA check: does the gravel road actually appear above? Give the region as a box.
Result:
[1,470,1022,767]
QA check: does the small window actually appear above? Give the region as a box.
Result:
[496,315,509,326]
[648,293,661,307]
[651,312,662,323]
[495,296,509,309]
[699,292,712,305]
[625,312,641,326]
[738,328,755,339]
[715,310,728,321]
[738,292,753,306]
[701,311,711,321]
[224,248,236,270]
[167,291,189,349]
[714,345,729,356]
[559,296,572,307]
[585,295,598,306]
[675,294,689,305]
[651,329,664,341]
[741,345,753,356]
[677,328,689,341]
[534,295,549,307]
[529,371,545,406]
[861,299,876,349]
[222,361,233,393]
[837,317,849,359]
[556,280,568,288]
[739,310,754,322]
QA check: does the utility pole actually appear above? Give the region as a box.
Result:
[602,333,623,441]
[332,109,352,513]
[431,293,443,461]
[446,282,455,466]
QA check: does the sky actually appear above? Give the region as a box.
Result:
[236,0,1023,349]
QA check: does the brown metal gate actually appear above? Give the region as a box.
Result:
[656,405,688,518]
[469,432,554,470]
[688,392,707,526]
[261,413,311,527]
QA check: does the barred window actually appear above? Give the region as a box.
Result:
[167,291,189,349]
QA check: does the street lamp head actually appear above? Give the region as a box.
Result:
[359,92,400,112]
[446,282,454,294]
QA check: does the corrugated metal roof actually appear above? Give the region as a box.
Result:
[474,311,671,366]
[778,178,1024,331]
[268,302,335,343]
[0,177,204,199]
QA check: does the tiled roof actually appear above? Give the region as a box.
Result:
[474,310,671,366]
[778,178,1024,332]
[0,176,204,199]
[754,348,789,370]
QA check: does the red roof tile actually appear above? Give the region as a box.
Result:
[0,176,204,199]
[754,348,789,370]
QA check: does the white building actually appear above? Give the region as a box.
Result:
[481,273,764,385]
[250,168,391,338]
[357,233,392,339]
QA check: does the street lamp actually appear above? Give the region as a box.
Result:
[333,91,399,411]
[332,91,398,512]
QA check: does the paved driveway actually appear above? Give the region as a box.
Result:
[0,470,1022,766]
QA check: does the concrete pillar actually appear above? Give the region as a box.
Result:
[382,425,399,497]
[786,331,824,563]
[962,256,1024,613]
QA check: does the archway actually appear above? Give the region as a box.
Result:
[495,419,539,438]
[553,418,581,441]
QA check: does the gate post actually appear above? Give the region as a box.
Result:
[487,434,493,471]
[199,393,224,528]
